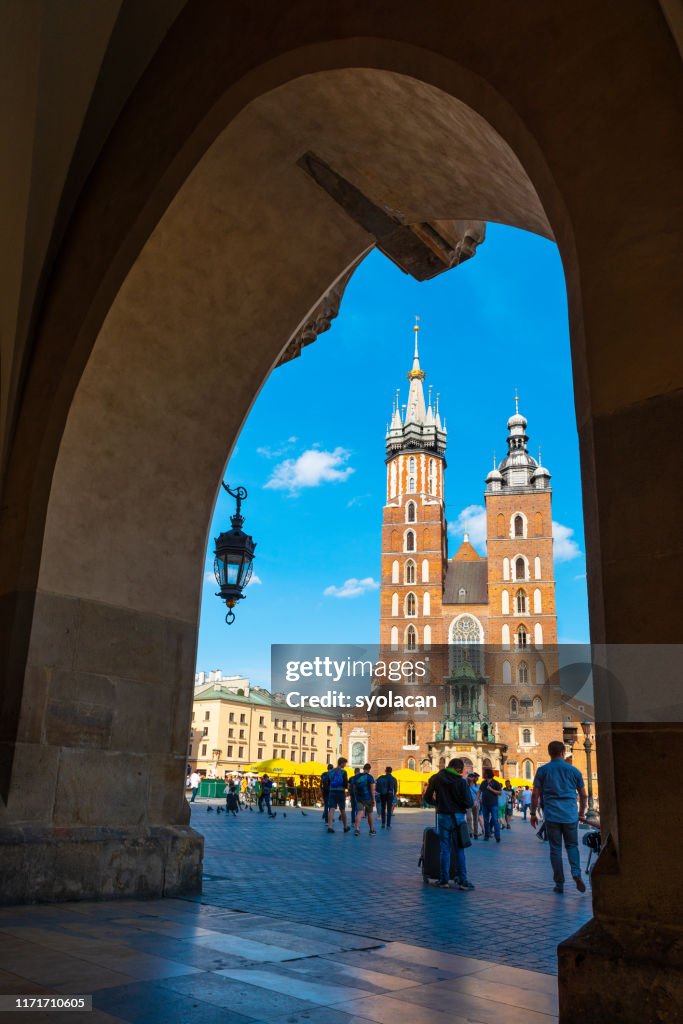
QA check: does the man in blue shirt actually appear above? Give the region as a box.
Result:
[531,740,588,893]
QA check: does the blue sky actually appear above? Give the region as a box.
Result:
[196,224,589,683]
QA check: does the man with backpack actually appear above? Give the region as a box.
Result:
[479,767,502,842]
[423,758,475,890]
[258,774,276,818]
[327,757,351,833]
[376,767,398,829]
[353,763,377,836]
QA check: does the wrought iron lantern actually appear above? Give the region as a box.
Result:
[213,483,256,624]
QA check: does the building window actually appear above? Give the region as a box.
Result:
[240,714,246,724]
[406,501,416,523]
[515,556,526,580]
[204,711,210,720]
[202,727,208,736]
[191,712,195,721]
[405,559,416,584]
[516,626,528,648]
[516,588,527,613]
[227,744,233,756]
[237,747,243,757]
[408,757,416,770]
[302,736,307,745]
[327,726,332,735]
[405,530,415,552]
[405,625,417,651]
[450,614,483,674]
[518,661,529,685]
[523,758,534,780]
[428,459,436,495]
[405,592,417,617]
[292,721,297,731]
[228,728,234,738]
[257,747,263,759]
[239,729,245,739]
[408,475,415,492]
[406,723,416,745]
[258,731,264,741]
[229,712,235,722]
[259,716,265,726]
[201,744,207,756]
[303,722,308,732]
[514,514,523,537]
[523,728,532,744]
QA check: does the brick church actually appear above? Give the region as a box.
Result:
[343,322,595,786]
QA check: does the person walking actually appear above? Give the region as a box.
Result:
[504,780,514,829]
[189,770,201,803]
[349,767,360,828]
[258,773,276,817]
[423,758,475,890]
[530,740,588,894]
[466,773,481,838]
[376,767,398,829]
[225,784,240,817]
[521,785,532,820]
[320,763,333,824]
[479,768,502,842]
[327,757,350,833]
[353,763,377,836]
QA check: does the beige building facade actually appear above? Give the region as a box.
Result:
[189,673,340,775]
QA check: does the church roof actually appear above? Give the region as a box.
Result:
[443,559,488,605]
[452,537,481,561]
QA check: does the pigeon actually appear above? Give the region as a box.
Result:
[300,810,307,816]
[207,806,213,813]
[283,813,287,818]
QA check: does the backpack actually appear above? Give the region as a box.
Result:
[376,774,395,796]
[329,767,345,789]
[354,773,371,802]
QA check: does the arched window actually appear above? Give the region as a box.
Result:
[514,514,524,537]
[405,592,417,617]
[533,588,542,613]
[502,623,511,649]
[536,660,546,685]
[516,588,527,613]
[428,459,436,495]
[523,728,532,744]
[421,558,430,582]
[406,501,416,523]
[510,697,518,716]
[391,593,399,616]
[391,559,399,584]
[406,723,416,745]
[517,626,528,648]
[501,590,510,615]
[408,757,416,770]
[534,622,544,647]
[423,624,432,648]
[423,592,431,615]
[409,456,416,474]
[405,530,415,552]
[405,625,417,651]
[450,614,483,674]
[518,661,529,685]
[533,696,543,717]
[503,557,510,580]
[502,660,511,684]
[497,513,506,538]
[515,557,526,580]
[408,476,415,493]
[405,559,416,584]
[390,626,399,650]
[523,758,534,780]
[534,556,541,579]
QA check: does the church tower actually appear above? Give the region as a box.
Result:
[380,322,447,655]
[485,397,557,696]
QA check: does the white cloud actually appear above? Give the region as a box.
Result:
[204,571,216,586]
[265,447,354,494]
[323,577,379,599]
[573,572,587,581]
[552,521,582,562]
[346,493,372,509]
[248,574,262,586]
[448,504,487,551]
[287,436,297,444]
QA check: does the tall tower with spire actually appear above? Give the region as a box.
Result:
[380,321,447,652]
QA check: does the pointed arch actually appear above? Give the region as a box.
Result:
[536,659,546,685]
[423,624,432,648]
[404,558,416,584]
[534,622,543,647]
[390,626,398,651]
[391,592,399,616]
[534,555,541,579]
[449,613,484,675]
[391,559,399,584]
[515,587,528,613]
[502,659,511,684]
[405,592,417,617]
[511,512,527,538]
[421,558,429,582]
[503,557,510,581]
[501,589,510,615]
[406,500,416,523]
[497,513,506,538]
[502,623,510,649]
[533,588,542,613]
[518,660,529,684]
[405,625,417,651]
[423,592,431,616]
[405,529,415,552]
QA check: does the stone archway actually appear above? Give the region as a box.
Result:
[0,7,681,1019]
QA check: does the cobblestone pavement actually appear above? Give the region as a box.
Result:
[188,802,593,976]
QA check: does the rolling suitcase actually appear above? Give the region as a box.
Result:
[418,811,459,883]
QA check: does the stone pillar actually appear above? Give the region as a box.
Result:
[557,390,683,1021]
[0,591,203,903]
